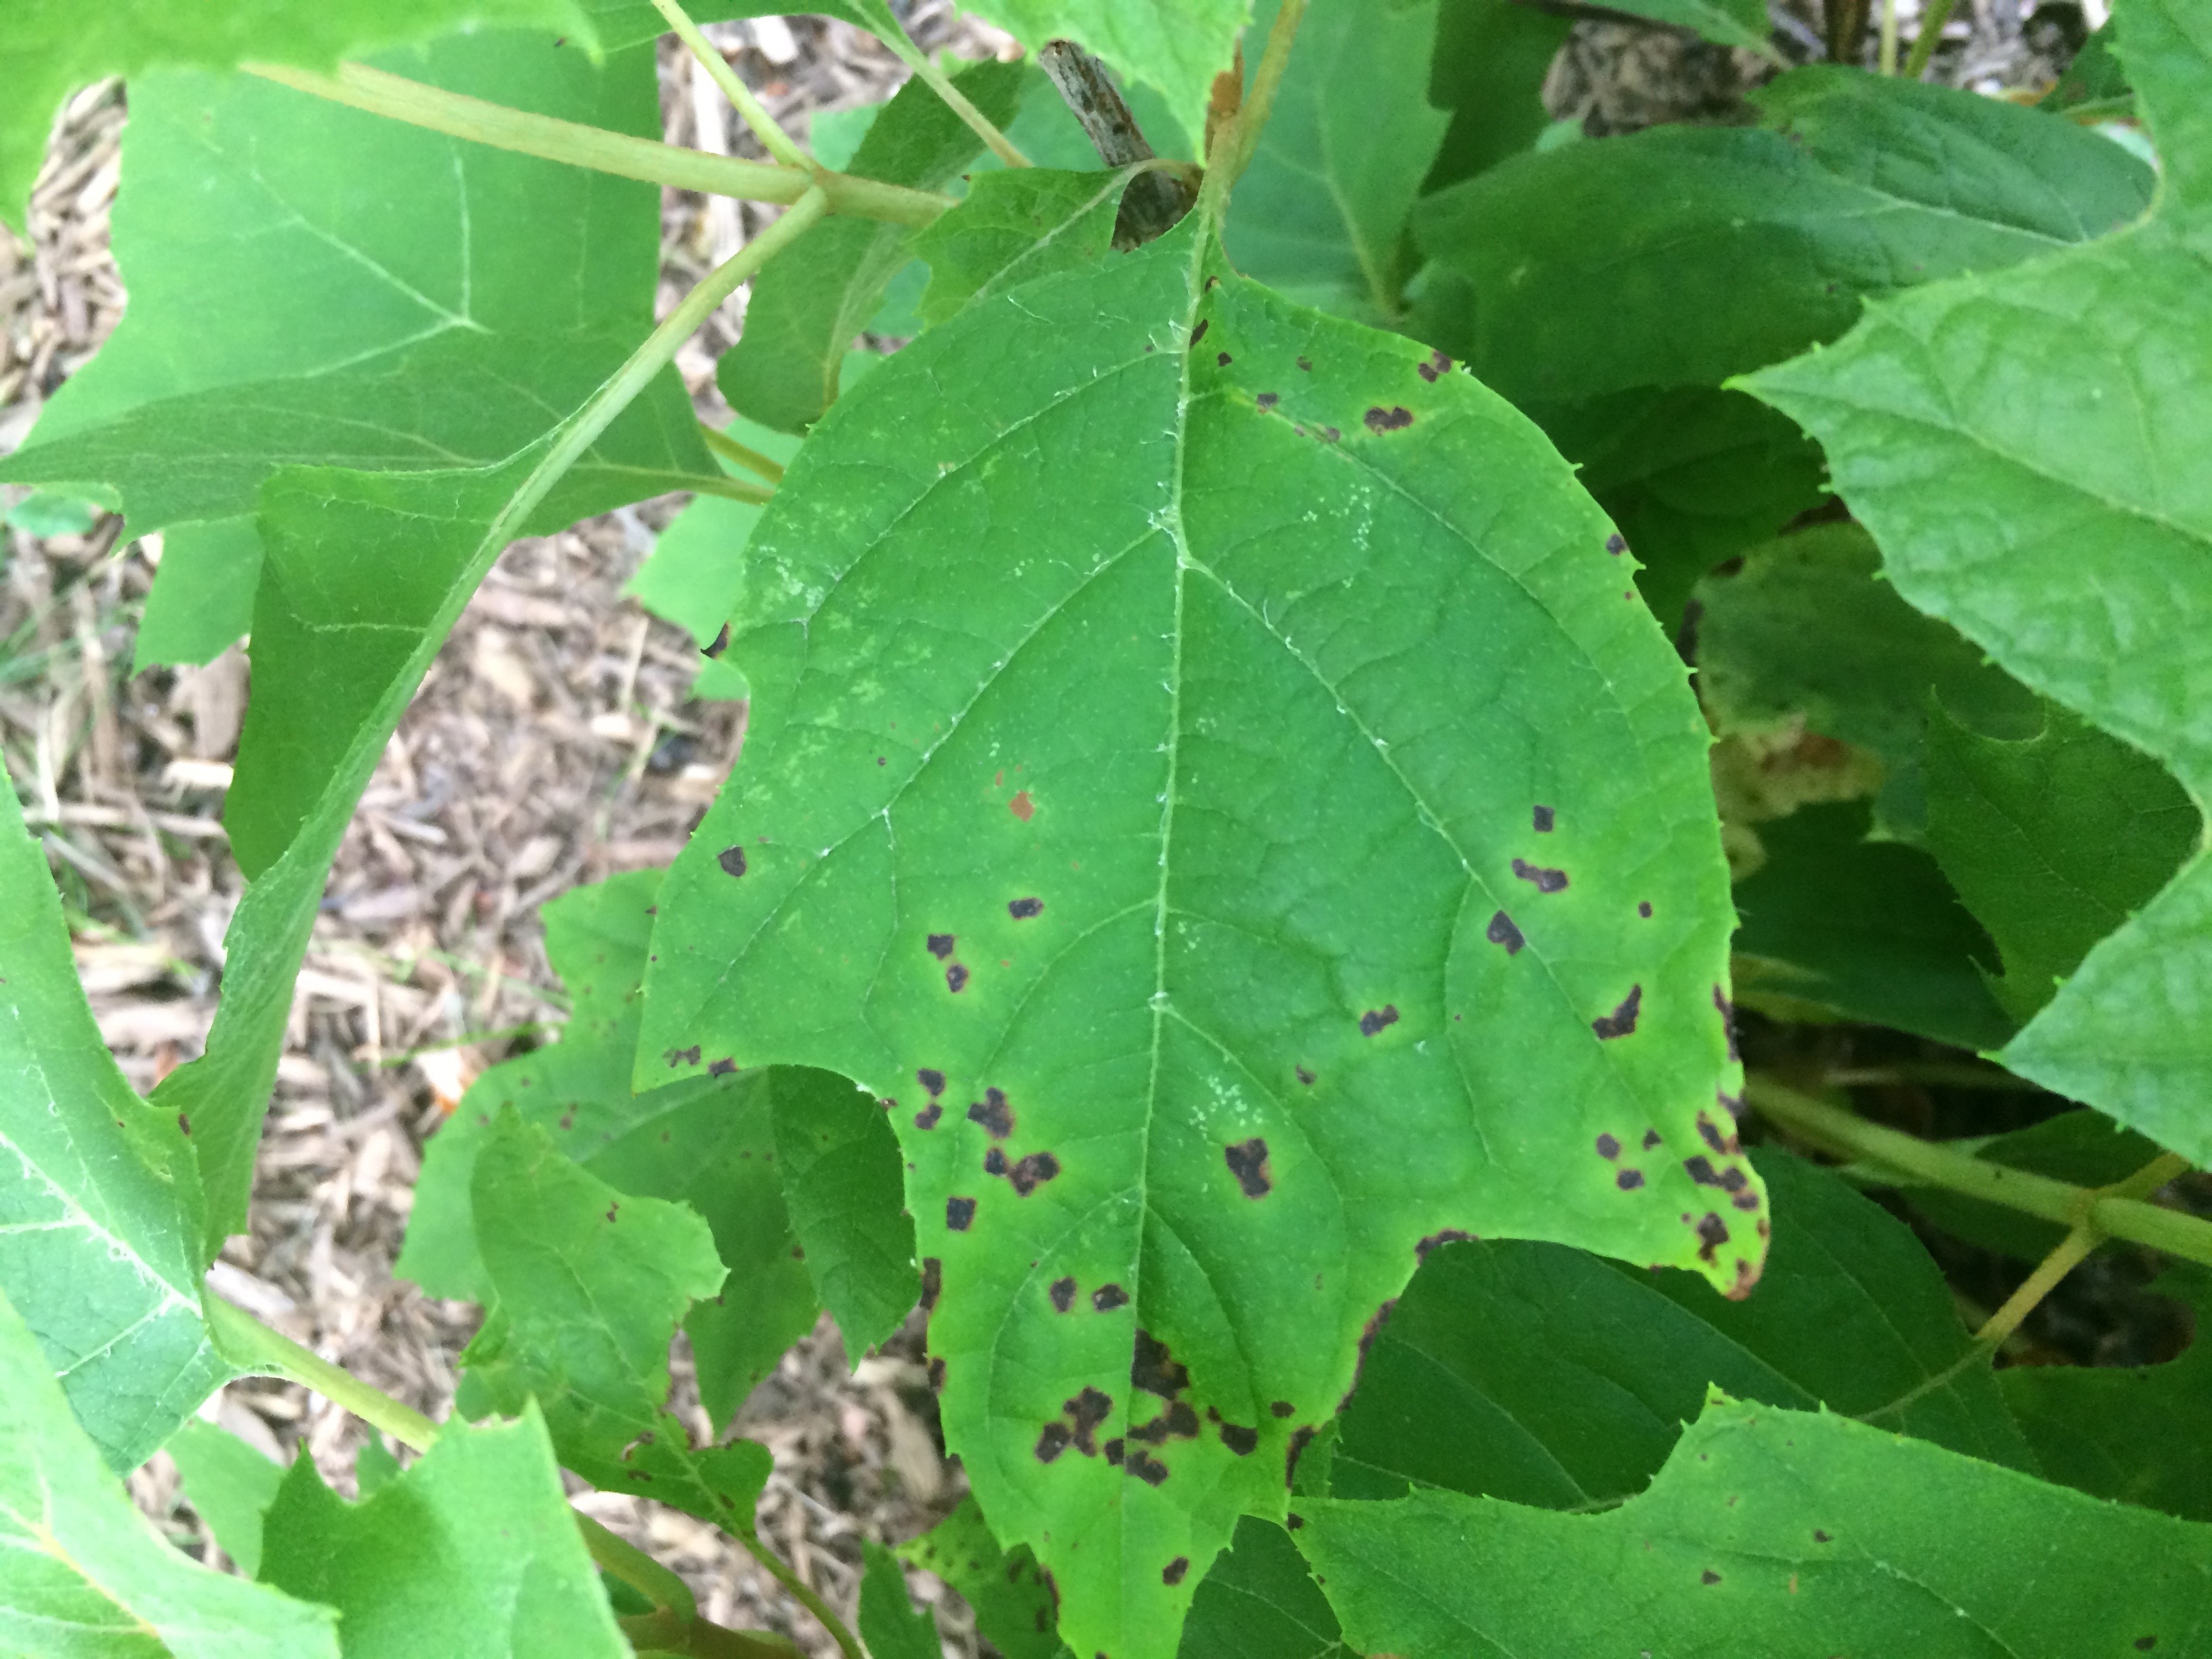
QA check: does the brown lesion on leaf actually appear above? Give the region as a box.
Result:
[1284,1425,1317,1488]
[1617,1169,1646,1190]
[1008,897,1044,919]
[926,933,955,959]
[915,1103,943,1130]
[1126,1448,1170,1486]
[968,1087,1015,1138]
[1592,985,1642,1040]
[1363,405,1413,432]
[1595,1133,1621,1160]
[1417,349,1453,382]
[946,963,970,993]
[1694,1211,1729,1265]
[1698,1110,1742,1154]
[717,846,747,877]
[1049,1276,1076,1313]
[946,1195,977,1231]
[1130,1401,1200,1445]
[1416,1229,1475,1262]
[917,1068,947,1097]
[1358,1005,1399,1037]
[1532,805,1556,832]
[1008,1152,1061,1195]
[1219,1422,1258,1456]
[1486,911,1525,954]
[663,1045,701,1069]
[1295,1065,1316,1086]
[1092,1284,1130,1312]
[1223,1136,1271,1198]
[1132,1330,1191,1398]
[1163,1557,1190,1586]
[920,1258,942,1311]
[1511,858,1568,893]
[1009,790,1036,822]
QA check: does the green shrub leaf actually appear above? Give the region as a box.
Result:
[1296,1395,2212,1658]
[164,1416,285,1578]
[717,59,1025,434]
[1222,0,1450,323]
[1178,1515,1344,1658]
[462,1111,775,1528]
[859,1542,944,1659]
[1330,1151,2035,1509]
[771,1069,919,1361]
[259,1404,628,1658]
[1417,66,2154,404]
[639,217,1754,1658]
[1597,0,1775,52]
[401,873,820,1426]
[1925,702,2200,1022]
[1742,0,2212,1158]
[0,1290,335,1656]
[914,168,1129,329]
[949,1,1249,148]
[896,1496,1064,1659]
[0,764,237,1470]
[1421,0,1574,192]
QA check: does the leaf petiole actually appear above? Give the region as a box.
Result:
[1194,0,1308,222]
[242,62,953,226]
[651,0,817,174]
[861,3,1031,168]
[699,422,786,485]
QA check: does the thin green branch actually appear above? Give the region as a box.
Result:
[871,14,1029,167]
[1904,0,1957,77]
[735,1527,867,1659]
[1195,0,1308,222]
[1878,0,1901,73]
[652,0,817,173]
[242,62,953,226]
[699,422,786,485]
[688,471,777,506]
[1746,1078,2212,1268]
[620,1607,799,1658]
[204,1293,438,1452]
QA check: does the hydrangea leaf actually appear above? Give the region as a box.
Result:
[1925,701,2199,1022]
[399,873,819,1427]
[1330,1151,2035,1511]
[1222,0,1450,323]
[258,1405,628,1659]
[1694,523,2043,840]
[637,216,1755,1658]
[0,762,238,1471]
[1416,66,2154,405]
[770,1069,918,1362]
[0,0,597,234]
[913,168,1129,329]
[0,1289,336,1658]
[462,1111,774,1530]
[1742,0,2212,1158]
[165,1416,285,1578]
[716,59,1025,434]
[1295,1396,2212,1659]
[947,1,1250,150]
[0,33,705,661]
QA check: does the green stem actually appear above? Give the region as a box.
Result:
[689,472,777,506]
[620,1608,799,1658]
[1903,0,1956,78]
[874,22,1030,167]
[1877,0,1900,73]
[735,1528,867,1659]
[652,0,817,173]
[1746,1078,2212,1268]
[1195,0,1308,223]
[699,422,787,485]
[243,62,952,226]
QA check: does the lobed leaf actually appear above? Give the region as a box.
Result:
[0,762,237,1471]
[896,1496,1063,1659]
[164,1416,285,1579]
[258,1404,629,1659]
[716,59,1025,434]
[1178,1515,1345,1658]
[1742,0,2212,1158]
[859,1542,945,1659]
[1329,1151,2036,1510]
[638,217,1756,1658]
[1295,1396,2212,1658]
[1416,66,2154,404]
[913,168,1130,329]
[461,1112,775,1529]
[0,1289,336,1657]
[1222,0,1450,323]
[770,1069,920,1362]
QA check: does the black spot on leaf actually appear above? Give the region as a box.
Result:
[1359,1005,1399,1037]
[985,1148,1009,1176]
[1092,1284,1130,1312]
[1639,901,1654,918]
[718,846,747,878]
[1694,1212,1730,1263]
[1733,1190,1762,1211]
[1216,351,1232,367]
[1685,1155,1722,1187]
[1319,426,1341,443]
[1486,911,1525,954]
[1642,1128,1663,1149]
[946,964,970,993]
[1717,1090,1746,1122]
[920,1258,942,1311]
[1220,1423,1258,1456]
[1050,1277,1076,1313]
[1714,985,1739,1059]
[1132,1330,1191,1397]
[1617,1169,1645,1191]
[1592,985,1643,1039]
[1813,1530,1832,1543]
[1417,350,1452,382]
[1009,1152,1061,1195]
[927,934,955,959]
[947,1196,977,1231]
[1700,1570,1721,1585]
[1296,356,1312,371]
[1606,533,1627,555]
[918,1068,946,1097]
[1271,1401,1295,1418]
[1532,805,1555,832]
[1036,1422,1074,1462]
[1512,858,1568,893]
[664,1045,701,1069]
[1163,1557,1189,1586]
[1595,1133,1621,1160]
[1104,1438,1124,1465]
[1127,1450,1170,1486]
[1190,319,1209,345]
[704,622,731,658]
[708,1058,737,1078]
[1364,405,1414,432]
[916,1103,943,1130]
[1067,1387,1113,1455]
[1295,1065,1316,1085]
[177,1113,190,1136]
[969,1088,1015,1138]
[1224,1137,1271,1198]
[1285,1426,1317,1487]
[1008,897,1044,919]
[1256,392,1279,410]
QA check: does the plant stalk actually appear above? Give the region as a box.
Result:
[652,0,817,173]
[1746,1078,2212,1268]
[1904,0,1957,77]
[1195,0,1309,222]
[735,1527,867,1659]
[620,1607,799,1658]
[869,12,1029,167]
[700,422,787,485]
[243,62,952,226]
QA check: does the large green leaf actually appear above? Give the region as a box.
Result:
[398,873,819,1427]
[637,217,1757,1658]
[0,33,703,668]
[0,1289,337,1658]
[1222,0,1450,323]
[0,763,237,1471]
[1695,523,2042,840]
[0,0,594,234]
[460,1112,775,1529]
[949,1,1249,150]
[1330,1151,2034,1510]
[1416,66,2155,405]
[259,1405,628,1659]
[164,1416,285,1579]
[1742,0,2212,1160]
[859,1543,944,1659]
[1420,0,1572,192]
[2001,1267,2212,1522]
[716,59,1024,434]
[1731,800,2015,1049]
[895,1496,1063,1659]
[770,1069,919,1361]
[1925,702,2200,1023]
[1296,1396,2212,1658]
[912,168,1129,331]
[1178,1516,1345,1658]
